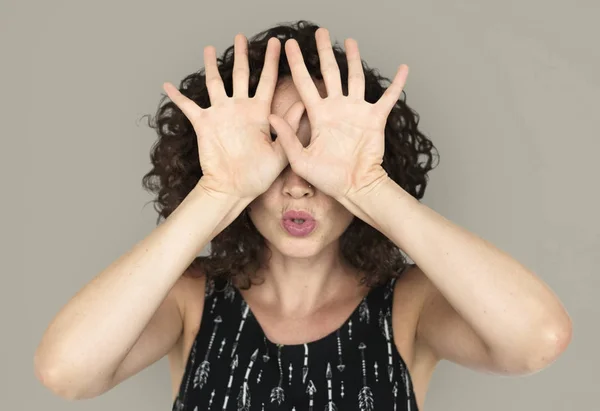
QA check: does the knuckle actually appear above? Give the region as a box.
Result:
[259,74,274,84]
[232,67,249,76]
[322,62,340,74]
[206,76,223,86]
[348,72,365,80]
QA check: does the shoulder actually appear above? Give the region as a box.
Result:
[390,264,439,403]
[167,267,208,367]
[390,264,432,323]
[167,267,209,400]
[178,268,208,341]
[389,264,431,350]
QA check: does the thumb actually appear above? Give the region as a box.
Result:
[282,100,306,134]
[269,101,306,167]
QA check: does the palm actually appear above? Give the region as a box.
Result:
[194,100,280,195]
[269,29,409,200]
[163,35,290,200]
[299,99,385,197]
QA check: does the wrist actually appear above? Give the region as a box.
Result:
[194,179,254,208]
[189,181,253,236]
[343,172,393,206]
[342,176,415,234]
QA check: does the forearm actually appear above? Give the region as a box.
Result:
[344,177,571,356]
[34,184,250,384]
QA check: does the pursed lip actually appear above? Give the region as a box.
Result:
[282,210,315,221]
[280,209,317,237]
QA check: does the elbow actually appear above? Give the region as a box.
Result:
[516,316,573,375]
[35,363,82,400]
[34,351,101,400]
[490,316,573,376]
[527,317,573,373]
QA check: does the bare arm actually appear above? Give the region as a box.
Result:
[343,177,572,375]
[34,33,291,400]
[34,184,251,399]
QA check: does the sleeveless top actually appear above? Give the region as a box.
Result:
[172,274,419,411]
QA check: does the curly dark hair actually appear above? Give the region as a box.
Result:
[141,20,439,289]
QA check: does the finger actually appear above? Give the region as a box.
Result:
[270,137,289,172]
[284,39,322,107]
[255,37,281,103]
[268,113,306,169]
[163,82,202,122]
[315,28,343,98]
[374,64,409,119]
[282,100,306,135]
[232,34,249,98]
[269,100,305,150]
[345,38,365,99]
[203,45,228,104]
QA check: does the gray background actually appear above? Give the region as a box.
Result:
[3,0,598,410]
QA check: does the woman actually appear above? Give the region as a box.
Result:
[34,20,572,411]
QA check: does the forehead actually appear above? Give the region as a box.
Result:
[270,77,327,115]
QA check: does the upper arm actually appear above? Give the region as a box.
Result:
[413,266,499,374]
[100,274,194,393]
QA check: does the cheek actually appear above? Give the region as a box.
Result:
[329,202,355,232]
[249,190,276,213]
[248,177,282,211]
[340,211,356,232]
[333,199,352,218]
[248,193,278,230]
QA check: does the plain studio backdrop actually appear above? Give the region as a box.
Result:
[3,0,598,410]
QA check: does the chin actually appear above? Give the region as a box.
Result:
[270,235,326,259]
[259,227,327,258]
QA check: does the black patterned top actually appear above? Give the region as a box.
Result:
[172,274,418,411]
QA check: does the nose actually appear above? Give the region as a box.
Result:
[282,167,314,199]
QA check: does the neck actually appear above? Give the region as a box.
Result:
[247,242,364,318]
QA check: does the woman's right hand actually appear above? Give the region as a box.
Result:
[163,34,304,201]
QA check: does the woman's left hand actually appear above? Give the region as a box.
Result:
[268,28,409,201]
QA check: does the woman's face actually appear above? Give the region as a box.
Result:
[248,77,355,258]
